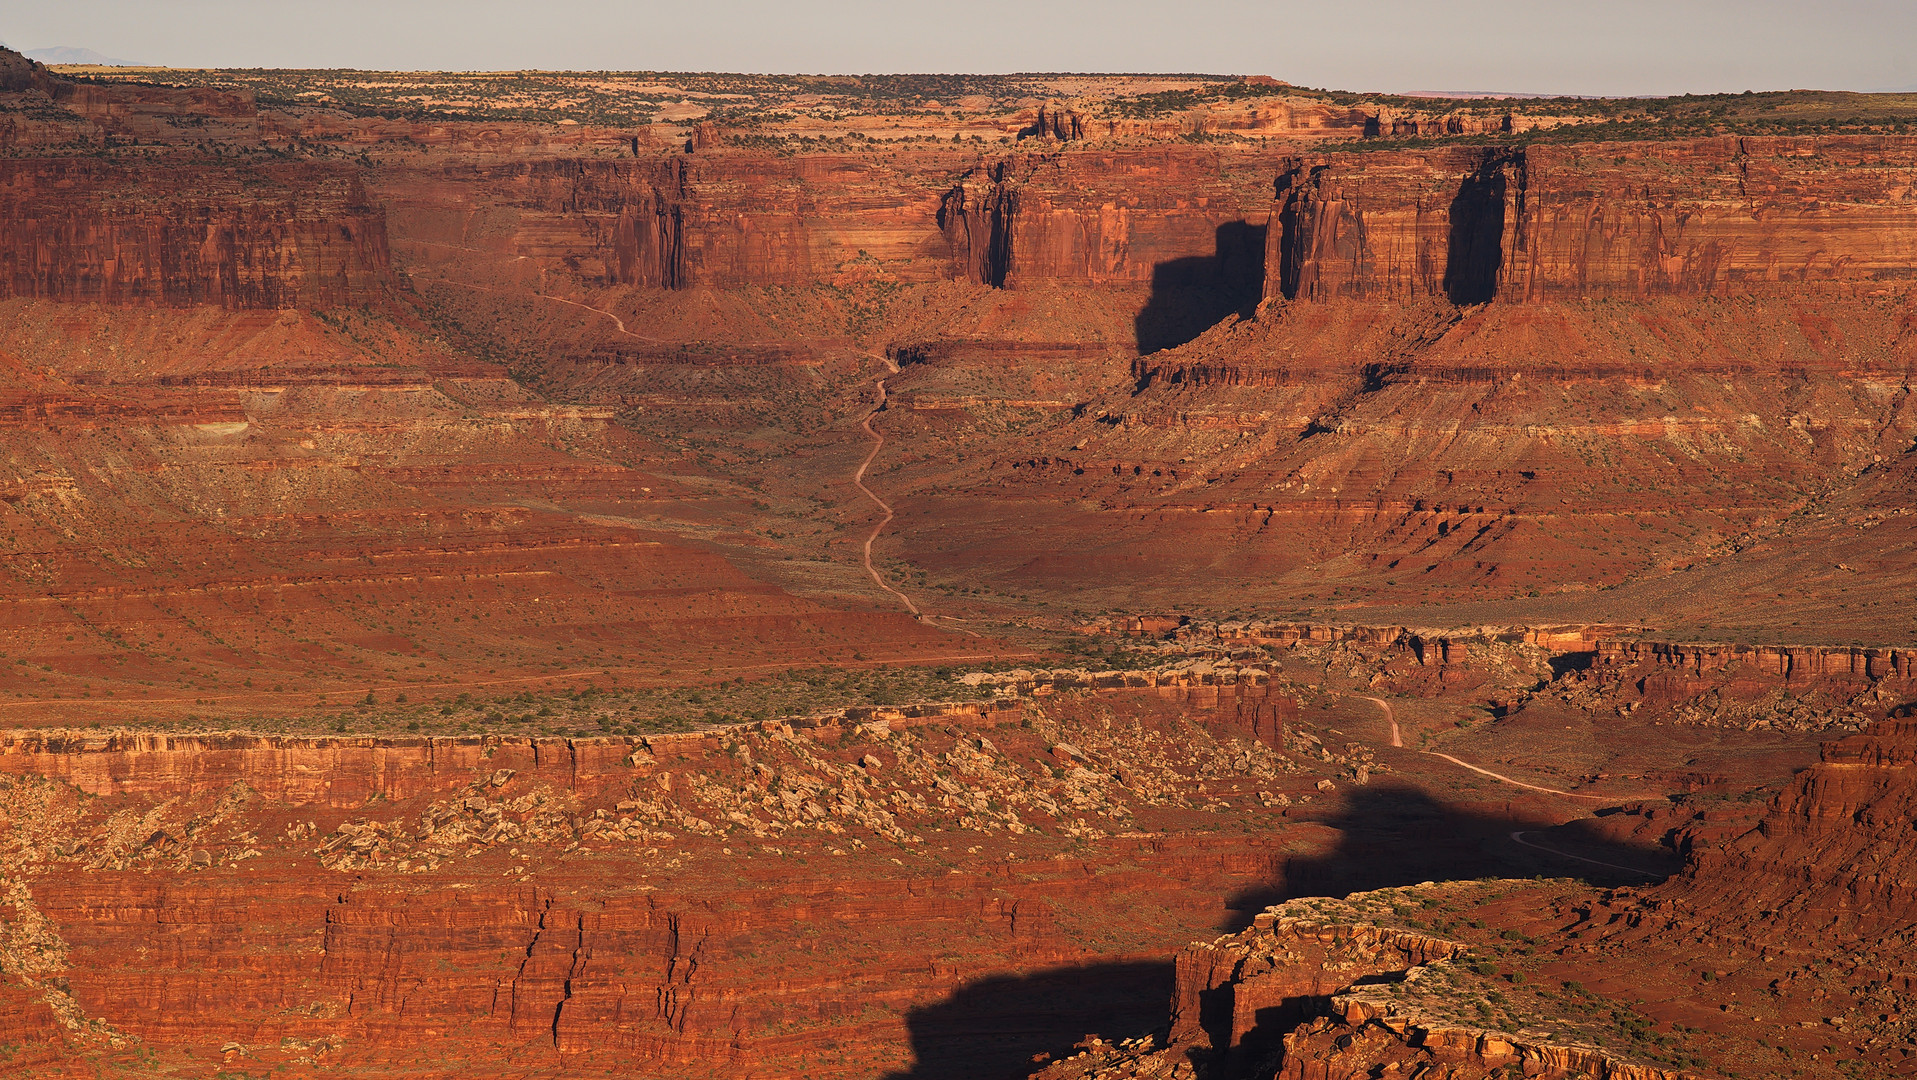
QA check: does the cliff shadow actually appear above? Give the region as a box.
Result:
[1443,164,1506,305]
[883,960,1173,1080]
[1184,784,1684,1068]
[1133,220,1267,355]
[1224,782,1680,917]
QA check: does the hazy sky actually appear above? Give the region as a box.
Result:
[6,0,1914,96]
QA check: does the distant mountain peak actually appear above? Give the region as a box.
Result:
[23,46,142,67]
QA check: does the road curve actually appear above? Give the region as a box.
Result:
[852,378,919,617]
[535,291,646,338]
[1343,699,1660,877]
[1359,695,1403,747]
[541,308,920,620]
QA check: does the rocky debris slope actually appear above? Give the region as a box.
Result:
[1565,640,1917,731]
[1042,700,1917,1080]
[1081,613,1917,735]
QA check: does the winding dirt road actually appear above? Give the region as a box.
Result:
[534,291,654,339]
[852,376,919,617]
[437,279,664,341]
[446,279,923,619]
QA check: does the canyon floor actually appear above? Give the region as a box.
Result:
[0,49,1915,1080]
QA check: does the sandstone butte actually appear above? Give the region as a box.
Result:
[0,45,1913,1080]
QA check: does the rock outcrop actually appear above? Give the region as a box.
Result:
[1024,102,1088,142]
[1674,710,1917,938]
[0,47,383,308]
[392,147,1284,294]
[1570,639,1917,728]
[1035,886,1704,1080]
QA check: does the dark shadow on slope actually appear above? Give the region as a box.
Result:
[1207,785,1682,1069]
[1225,782,1680,917]
[1548,650,1597,678]
[1133,220,1267,355]
[883,960,1173,1080]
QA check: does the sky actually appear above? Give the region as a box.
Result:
[5,0,1915,97]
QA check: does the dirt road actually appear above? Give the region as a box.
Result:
[852,376,919,617]
[1510,830,1661,878]
[1360,695,1403,747]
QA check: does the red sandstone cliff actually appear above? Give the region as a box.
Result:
[0,48,390,309]
[0,160,390,308]
[1262,137,1917,306]
[386,146,1285,297]
[382,135,1917,309]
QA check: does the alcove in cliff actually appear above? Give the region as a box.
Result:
[1443,150,1524,305]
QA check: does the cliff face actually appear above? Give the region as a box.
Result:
[0,48,389,310]
[15,55,1917,331]
[0,48,53,95]
[1168,907,1466,1066]
[384,147,1284,298]
[0,731,644,807]
[938,161,1019,287]
[1582,639,1917,721]
[0,160,390,308]
[0,690,1333,1077]
[1262,137,1917,305]
[48,80,260,144]
[1027,102,1088,142]
[391,134,1917,383]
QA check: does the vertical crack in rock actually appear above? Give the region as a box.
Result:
[1272,160,1326,300]
[1265,148,1528,307]
[608,164,685,289]
[939,161,1019,288]
[510,894,553,1029]
[658,912,706,1034]
[1267,158,1369,301]
[982,164,1018,289]
[551,911,587,1048]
